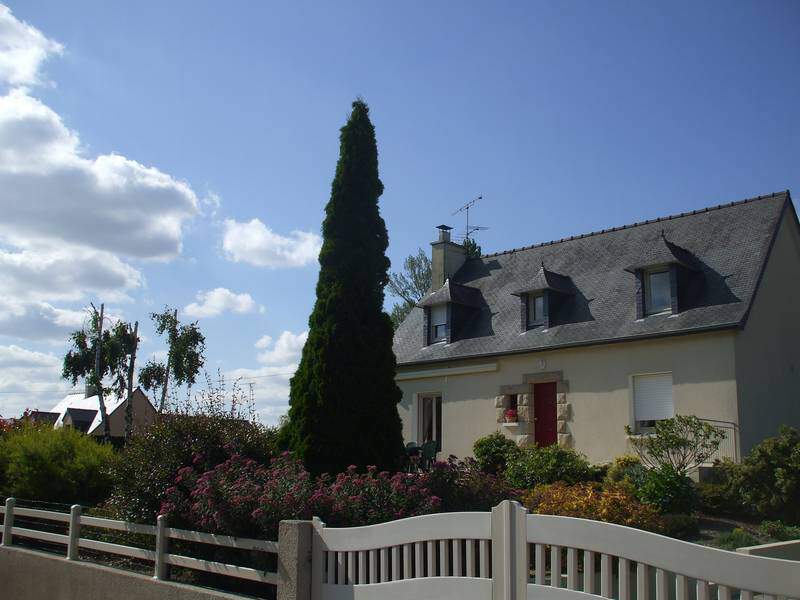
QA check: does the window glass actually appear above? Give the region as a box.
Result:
[527,294,545,326]
[645,270,671,315]
[419,394,443,450]
[633,373,673,432]
[431,304,448,341]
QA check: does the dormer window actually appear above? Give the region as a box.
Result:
[644,268,671,315]
[527,293,545,327]
[431,304,448,342]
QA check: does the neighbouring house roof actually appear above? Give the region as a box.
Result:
[28,410,59,425]
[417,279,483,308]
[394,191,793,366]
[63,408,98,433]
[50,391,128,435]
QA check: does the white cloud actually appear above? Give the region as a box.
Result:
[226,364,298,426]
[184,287,261,318]
[0,90,199,260]
[0,5,62,87]
[221,218,320,268]
[255,330,307,365]
[0,343,68,418]
[0,243,142,303]
[0,299,85,342]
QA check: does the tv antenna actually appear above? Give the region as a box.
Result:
[452,195,489,241]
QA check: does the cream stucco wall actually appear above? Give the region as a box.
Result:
[397,331,739,464]
[734,208,800,454]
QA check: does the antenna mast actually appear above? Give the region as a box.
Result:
[452,195,488,242]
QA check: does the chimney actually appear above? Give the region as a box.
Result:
[430,225,466,290]
[84,380,98,398]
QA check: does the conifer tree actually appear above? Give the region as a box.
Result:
[283,99,404,473]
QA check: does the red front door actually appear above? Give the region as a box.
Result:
[533,382,557,446]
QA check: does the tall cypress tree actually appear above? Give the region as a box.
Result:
[283,99,404,474]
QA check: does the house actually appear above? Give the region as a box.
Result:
[392,191,800,465]
[38,386,157,438]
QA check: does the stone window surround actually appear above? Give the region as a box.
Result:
[494,370,572,448]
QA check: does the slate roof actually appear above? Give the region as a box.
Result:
[510,265,575,296]
[394,191,793,366]
[418,280,484,308]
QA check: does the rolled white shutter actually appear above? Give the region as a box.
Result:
[633,373,674,421]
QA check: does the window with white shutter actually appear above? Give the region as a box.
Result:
[633,372,674,432]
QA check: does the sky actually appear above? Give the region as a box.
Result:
[0,1,798,424]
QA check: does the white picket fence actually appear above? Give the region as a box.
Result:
[0,497,278,584]
[311,500,800,600]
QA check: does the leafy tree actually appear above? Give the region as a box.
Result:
[625,415,724,475]
[282,99,404,473]
[463,237,482,258]
[139,307,206,412]
[62,304,138,440]
[387,248,431,328]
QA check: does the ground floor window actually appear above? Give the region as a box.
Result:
[632,372,674,432]
[418,394,442,450]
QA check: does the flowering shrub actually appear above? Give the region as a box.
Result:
[522,482,664,533]
[504,409,518,422]
[161,452,442,537]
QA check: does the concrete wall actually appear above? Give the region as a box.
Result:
[398,330,739,464]
[0,546,244,600]
[734,208,800,454]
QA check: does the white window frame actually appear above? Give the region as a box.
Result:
[430,304,448,342]
[414,392,442,450]
[644,268,671,316]
[630,371,674,433]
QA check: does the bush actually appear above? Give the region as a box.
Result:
[428,456,520,511]
[661,513,700,540]
[161,452,442,538]
[713,528,759,551]
[724,427,800,524]
[605,455,647,490]
[110,414,278,523]
[759,520,800,542]
[696,481,739,516]
[0,424,116,505]
[625,415,725,475]
[473,432,520,474]
[522,482,664,533]
[505,445,593,489]
[637,465,697,514]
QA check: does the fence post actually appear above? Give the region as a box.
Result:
[492,500,528,600]
[1,498,14,547]
[278,519,313,600]
[154,514,169,580]
[67,504,81,560]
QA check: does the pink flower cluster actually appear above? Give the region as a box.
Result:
[160,452,443,537]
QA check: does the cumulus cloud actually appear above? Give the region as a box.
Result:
[0,90,199,259]
[0,5,204,350]
[0,299,85,342]
[184,287,262,318]
[255,330,307,365]
[0,5,62,87]
[221,218,320,268]
[0,343,69,418]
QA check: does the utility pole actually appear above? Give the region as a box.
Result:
[124,321,139,439]
[93,303,111,441]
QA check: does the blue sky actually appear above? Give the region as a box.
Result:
[0,1,797,422]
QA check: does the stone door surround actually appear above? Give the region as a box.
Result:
[495,370,572,448]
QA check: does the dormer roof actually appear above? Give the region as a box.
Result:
[417,279,482,308]
[511,265,575,296]
[624,233,701,273]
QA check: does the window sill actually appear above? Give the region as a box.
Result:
[502,421,521,428]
